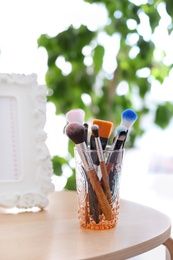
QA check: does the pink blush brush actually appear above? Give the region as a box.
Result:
[65,109,85,124]
[66,109,88,145]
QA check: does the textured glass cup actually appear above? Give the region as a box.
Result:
[74,147,124,230]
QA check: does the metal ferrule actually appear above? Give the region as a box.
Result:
[95,137,104,162]
[76,143,94,171]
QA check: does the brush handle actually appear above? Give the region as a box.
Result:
[100,161,111,202]
[90,136,108,165]
[122,129,128,148]
[94,136,112,203]
[106,150,121,176]
[90,135,99,165]
[107,162,113,175]
[82,166,99,224]
[76,142,95,171]
[87,168,112,220]
[106,140,123,171]
[76,143,112,220]
[84,123,88,145]
[108,150,124,200]
[99,137,108,150]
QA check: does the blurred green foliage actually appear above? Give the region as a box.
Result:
[38,0,173,190]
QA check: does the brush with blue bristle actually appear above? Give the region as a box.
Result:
[106,109,137,198]
[121,109,138,129]
[106,109,137,173]
[120,108,138,147]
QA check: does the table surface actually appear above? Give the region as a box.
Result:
[0,191,172,260]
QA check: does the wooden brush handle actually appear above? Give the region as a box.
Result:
[83,166,99,224]
[100,161,112,203]
[87,168,112,220]
[107,162,113,175]
[85,194,90,224]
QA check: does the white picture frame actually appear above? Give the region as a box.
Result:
[0,73,54,209]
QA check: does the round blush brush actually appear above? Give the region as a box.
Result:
[66,109,88,145]
[65,109,85,124]
[65,122,112,220]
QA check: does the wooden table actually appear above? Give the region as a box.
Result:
[0,191,172,260]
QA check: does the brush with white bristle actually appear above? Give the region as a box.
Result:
[65,109,85,124]
[65,122,112,220]
[66,109,89,145]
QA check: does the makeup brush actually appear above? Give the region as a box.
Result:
[65,109,89,145]
[65,122,112,220]
[121,109,138,129]
[90,119,114,165]
[107,109,138,196]
[66,109,85,124]
[120,109,138,147]
[106,125,127,174]
[110,125,127,150]
[91,119,114,149]
[91,124,111,202]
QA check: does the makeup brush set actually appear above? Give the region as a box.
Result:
[65,108,137,229]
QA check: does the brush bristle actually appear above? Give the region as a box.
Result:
[91,124,99,138]
[121,109,137,128]
[65,122,85,144]
[66,109,85,124]
[92,119,113,138]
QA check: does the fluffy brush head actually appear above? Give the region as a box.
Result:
[91,124,99,138]
[66,109,85,124]
[92,119,113,139]
[121,109,138,128]
[65,122,85,144]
